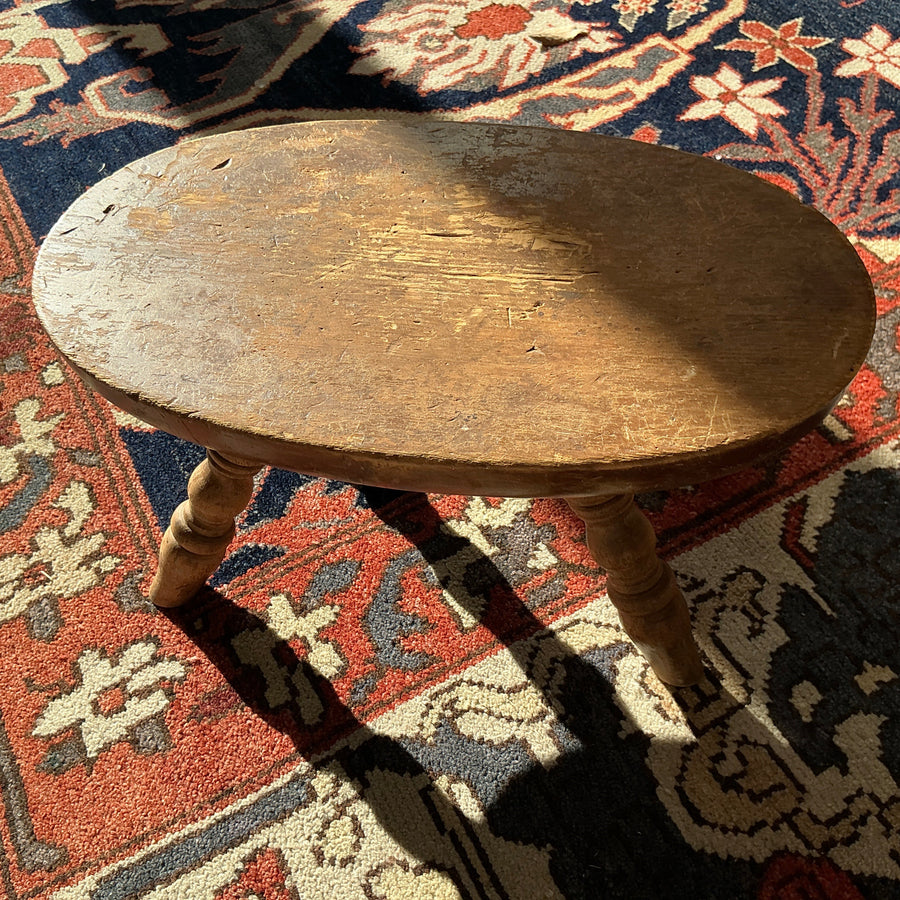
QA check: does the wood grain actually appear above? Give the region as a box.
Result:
[32,120,876,497]
[32,120,877,684]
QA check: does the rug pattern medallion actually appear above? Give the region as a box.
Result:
[1,1,899,897]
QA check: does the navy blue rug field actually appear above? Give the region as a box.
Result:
[1,1,900,897]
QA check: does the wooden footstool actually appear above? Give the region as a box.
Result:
[32,121,875,686]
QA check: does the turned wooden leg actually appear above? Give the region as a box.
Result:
[566,494,703,686]
[149,449,263,608]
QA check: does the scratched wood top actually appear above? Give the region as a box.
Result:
[33,120,875,495]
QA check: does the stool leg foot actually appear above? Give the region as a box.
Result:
[149,449,263,608]
[566,494,704,686]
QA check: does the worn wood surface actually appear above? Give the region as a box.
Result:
[32,120,875,497]
[32,120,877,683]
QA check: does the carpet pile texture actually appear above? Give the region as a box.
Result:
[1,1,900,897]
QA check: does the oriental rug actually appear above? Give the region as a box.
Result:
[1,1,900,898]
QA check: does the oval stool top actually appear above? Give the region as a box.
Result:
[32,120,875,496]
